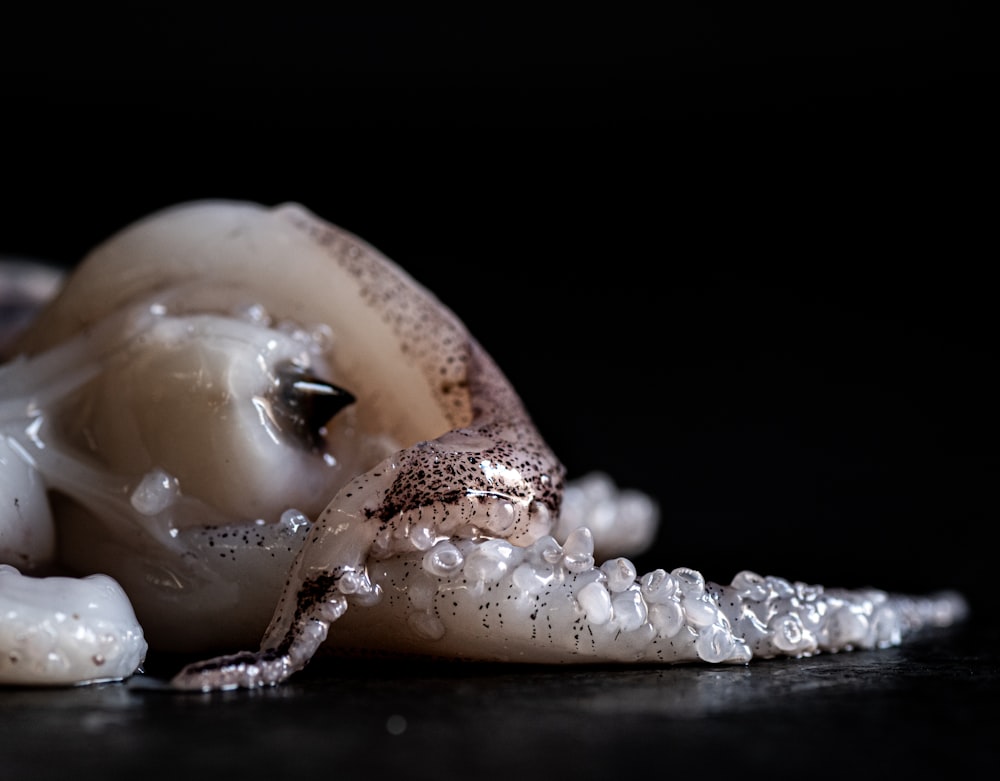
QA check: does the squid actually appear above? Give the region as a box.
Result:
[0,201,968,690]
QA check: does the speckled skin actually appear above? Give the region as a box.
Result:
[1,202,568,687]
[170,206,570,689]
[0,203,969,691]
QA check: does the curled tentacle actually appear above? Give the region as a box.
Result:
[172,335,566,690]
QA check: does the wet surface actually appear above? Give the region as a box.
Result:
[1,617,995,780]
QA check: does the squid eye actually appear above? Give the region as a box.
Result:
[273,361,356,450]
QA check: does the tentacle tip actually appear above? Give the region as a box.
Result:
[923,589,971,628]
[168,649,294,692]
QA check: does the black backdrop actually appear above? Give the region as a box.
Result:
[2,7,996,607]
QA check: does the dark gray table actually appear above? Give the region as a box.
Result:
[2,614,993,781]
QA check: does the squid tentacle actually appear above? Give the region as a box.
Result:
[174,517,969,691]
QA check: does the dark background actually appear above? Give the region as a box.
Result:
[1,7,997,778]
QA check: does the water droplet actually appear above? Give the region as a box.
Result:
[130,468,180,516]
[386,714,407,735]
